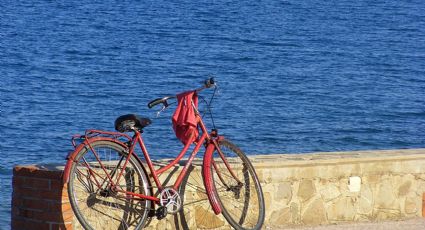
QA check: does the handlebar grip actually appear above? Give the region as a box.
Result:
[147,96,174,109]
[148,98,165,109]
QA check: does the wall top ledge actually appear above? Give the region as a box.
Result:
[13,148,425,171]
[249,148,425,168]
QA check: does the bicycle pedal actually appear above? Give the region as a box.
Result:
[156,206,168,220]
[148,210,156,218]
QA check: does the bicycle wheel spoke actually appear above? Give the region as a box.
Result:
[68,141,152,230]
[210,140,265,230]
[75,170,93,193]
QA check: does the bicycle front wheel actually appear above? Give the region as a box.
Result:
[211,139,265,230]
[68,140,152,230]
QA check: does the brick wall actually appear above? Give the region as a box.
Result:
[11,165,72,230]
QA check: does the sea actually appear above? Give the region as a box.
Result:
[1,0,424,227]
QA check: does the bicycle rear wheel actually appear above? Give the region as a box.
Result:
[211,139,265,230]
[68,140,151,230]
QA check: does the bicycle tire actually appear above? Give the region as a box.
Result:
[68,140,152,230]
[178,162,218,229]
[210,139,265,230]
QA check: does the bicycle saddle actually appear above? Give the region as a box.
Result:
[114,114,152,132]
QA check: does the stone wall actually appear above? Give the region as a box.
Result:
[255,148,425,228]
[11,148,425,229]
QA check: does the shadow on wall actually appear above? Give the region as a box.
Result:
[10,164,229,229]
[140,165,228,229]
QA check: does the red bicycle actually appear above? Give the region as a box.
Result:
[63,78,265,229]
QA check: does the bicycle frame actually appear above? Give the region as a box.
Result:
[63,107,240,215]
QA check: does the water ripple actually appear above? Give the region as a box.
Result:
[1,0,425,226]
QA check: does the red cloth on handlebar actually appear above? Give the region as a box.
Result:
[172,90,199,145]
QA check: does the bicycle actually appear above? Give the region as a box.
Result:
[63,78,265,230]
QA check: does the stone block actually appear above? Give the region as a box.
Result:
[338,178,350,195]
[357,184,373,215]
[398,181,412,197]
[298,180,316,202]
[375,179,399,210]
[301,198,327,225]
[194,206,225,229]
[263,191,272,214]
[418,181,425,196]
[373,209,401,220]
[270,207,291,227]
[326,197,356,221]
[405,196,418,214]
[290,202,301,224]
[275,182,293,205]
[319,184,341,202]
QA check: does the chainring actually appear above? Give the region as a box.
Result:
[159,188,182,214]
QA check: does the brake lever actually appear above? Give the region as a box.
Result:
[156,105,167,117]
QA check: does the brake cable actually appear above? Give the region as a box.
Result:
[200,85,218,130]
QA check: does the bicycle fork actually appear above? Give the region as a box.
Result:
[202,141,244,215]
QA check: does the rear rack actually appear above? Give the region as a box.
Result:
[71,129,133,149]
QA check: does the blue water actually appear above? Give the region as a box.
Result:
[1,0,425,227]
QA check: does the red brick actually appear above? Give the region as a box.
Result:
[36,212,63,222]
[12,176,26,189]
[14,165,63,180]
[13,177,52,191]
[62,202,72,212]
[12,218,50,230]
[16,209,63,222]
[12,165,74,230]
[11,205,19,217]
[22,198,49,211]
[50,222,73,230]
[62,209,74,222]
[23,177,51,190]
[16,208,36,219]
[48,201,72,212]
[63,196,70,203]
[48,201,61,212]
[12,196,23,207]
[13,187,43,199]
[14,187,67,200]
[50,179,65,191]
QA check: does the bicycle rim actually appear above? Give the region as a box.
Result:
[177,159,226,229]
[211,140,265,230]
[68,140,151,230]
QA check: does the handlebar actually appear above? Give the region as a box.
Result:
[147,96,175,109]
[147,77,216,109]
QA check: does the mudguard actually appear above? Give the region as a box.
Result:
[202,142,222,215]
[62,137,129,184]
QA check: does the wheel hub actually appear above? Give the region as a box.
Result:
[227,182,243,199]
[99,187,117,197]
